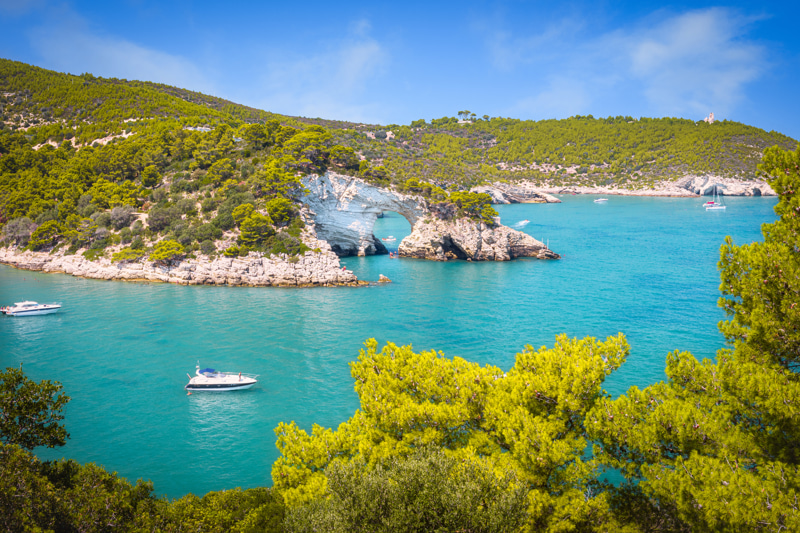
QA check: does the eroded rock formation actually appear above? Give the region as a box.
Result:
[302,172,559,261]
[400,217,559,261]
[471,184,562,204]
[302,173,427,256]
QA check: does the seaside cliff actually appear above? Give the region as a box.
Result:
[303,172,559,261]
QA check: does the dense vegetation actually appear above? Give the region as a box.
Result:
[0,59,508,262]
[3,144,799,531]
[1,58,797,265]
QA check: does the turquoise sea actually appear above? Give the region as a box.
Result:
[0,195,778,499]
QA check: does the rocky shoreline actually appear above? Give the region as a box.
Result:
[475,175,775,203]
[0,243,364,288]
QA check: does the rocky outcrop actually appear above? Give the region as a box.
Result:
[302,173,427,256]
[535,175,775,197]
[471,184,562,204]
[399,217,559,261]
[302,172,560,261]
[672,175,774,196]
[0,234,363,287]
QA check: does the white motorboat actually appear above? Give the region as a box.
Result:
[1,301,61,316]
[185,364,258,392]
[594,198,608,203]
[381,236,396,242]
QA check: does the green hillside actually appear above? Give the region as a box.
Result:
[0,57,796,261]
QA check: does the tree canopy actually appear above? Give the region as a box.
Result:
[0,365,70,450]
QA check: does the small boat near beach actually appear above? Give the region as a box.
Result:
[1,301,61,316]
[185,364,258,392]
[594,198,608,203]
[381,236,396,242]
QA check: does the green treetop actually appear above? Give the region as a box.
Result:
[0,366,70,450]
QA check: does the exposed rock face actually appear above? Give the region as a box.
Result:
[302,172,559,261]
[0,233,362,287]
[302,172,427,256]
[535,175,775,197]
[471,184,562,204]
[399,217,559,261]
[673,175,775,196]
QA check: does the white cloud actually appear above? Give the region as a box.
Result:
[253,26,389,123]
[482,7,767,121]
[27,8,213,93]
[626,8,765,117]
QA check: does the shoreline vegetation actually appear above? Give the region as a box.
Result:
[1,58,794,284]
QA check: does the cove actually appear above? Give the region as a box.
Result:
[0,195,777,499]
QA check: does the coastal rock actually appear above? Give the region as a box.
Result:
[302,172,559,261]
[399,217,559,261]
[532,175,775,197]
[0,234,364,287]
[302,172,427,256]
[471,184,562,204]
[378,274,391,283]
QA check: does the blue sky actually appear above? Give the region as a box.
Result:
[1,1,799,140]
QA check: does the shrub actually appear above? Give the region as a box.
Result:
[239,213,275,247]
[199,240,216,256]
[91,211,111,229]
[232,203,256,226]
[110,205,136,229]
[147,207,181,233]
[0,217,36,246]
[27,221,61,251]
[265,197,294,227]
[195,223,222,243]
[149,240,185,264]
[112,247,145,263]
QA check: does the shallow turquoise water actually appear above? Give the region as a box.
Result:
[0,195,777,498]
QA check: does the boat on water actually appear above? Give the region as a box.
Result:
[185,364,258,392]
[381,236,396,242]
[594,198,608,203]
[1,301,61,316]
[704,187,726,210]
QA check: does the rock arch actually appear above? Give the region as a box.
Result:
[302,173,427,256]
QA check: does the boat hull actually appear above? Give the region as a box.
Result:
[4,306,61,316]
[185,381,256,392]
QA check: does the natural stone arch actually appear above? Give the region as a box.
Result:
[301,173,427,256]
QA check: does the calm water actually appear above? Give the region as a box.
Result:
[0,195,777,498]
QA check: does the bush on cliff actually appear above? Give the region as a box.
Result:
[149,239,185,264]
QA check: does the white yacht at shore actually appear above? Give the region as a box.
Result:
[185,364,258,392]
[1,301,61,316]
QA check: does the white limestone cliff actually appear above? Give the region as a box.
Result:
[302,172,559,261]
[301,173,427,256]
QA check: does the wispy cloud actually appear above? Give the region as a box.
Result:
[26,7,213,93]
[253,20,389,123]
[480,7,767,120]
[626,8,766,117]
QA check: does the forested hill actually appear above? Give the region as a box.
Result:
[0,57,797,262]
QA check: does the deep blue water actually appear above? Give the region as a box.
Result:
[0,195,777,499]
